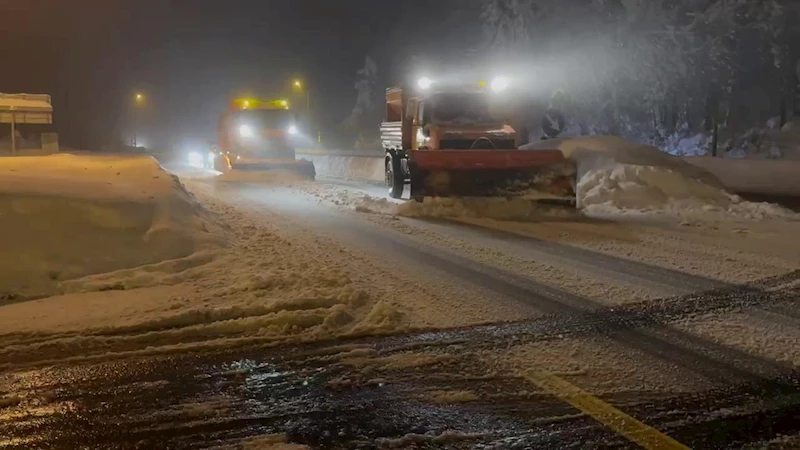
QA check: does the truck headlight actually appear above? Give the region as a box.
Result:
[188,152,204,168]
[491,76,510,93]
[417,77,433,90]
[287,125,298,135]
[239,124,254,138]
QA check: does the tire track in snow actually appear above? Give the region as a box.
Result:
[238,185,793,386]
[352,223,791,384]
[415,217,800,322]
[420,217,725,294]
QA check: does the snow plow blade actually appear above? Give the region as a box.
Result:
[409,149,575,202]
[231,158,316,180]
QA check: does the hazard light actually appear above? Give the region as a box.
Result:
[233,98,258,109]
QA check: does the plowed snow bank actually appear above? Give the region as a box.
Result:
[527,136,797,221]
[0,184,409,367]
[579,163,796,220]
[0,154,222,297]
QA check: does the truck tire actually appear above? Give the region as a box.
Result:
[386,154,404,199]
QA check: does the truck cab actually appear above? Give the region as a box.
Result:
[217,99,299,167]
[381,78,570,200]
[382,83,523,198]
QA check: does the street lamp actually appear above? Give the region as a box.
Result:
[132,92,146,147]
[292,79,319,143]
[292,80,310,113]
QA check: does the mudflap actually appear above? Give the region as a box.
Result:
[231,159,316,180]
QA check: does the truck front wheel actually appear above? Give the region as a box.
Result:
[386,154,404,199]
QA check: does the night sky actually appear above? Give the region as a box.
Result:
[1,0,467,150]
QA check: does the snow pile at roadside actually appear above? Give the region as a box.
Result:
[578,163,796,221]
[0,185,409,368]
[0,154,223,297]
[525,136,797,221]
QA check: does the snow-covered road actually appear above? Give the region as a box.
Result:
[2,169,799,449]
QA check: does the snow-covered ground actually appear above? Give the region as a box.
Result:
[1,152,798,371]
[296,167,799,286]
[1,154,799,450]
[0,154,223,298]
[0,184,412,367]
[2,144,798,450]
[0,162,525,368]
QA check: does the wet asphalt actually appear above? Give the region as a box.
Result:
[1,271,799,449]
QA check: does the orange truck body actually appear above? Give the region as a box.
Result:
[380,85,572,200]
[214,98,315,178]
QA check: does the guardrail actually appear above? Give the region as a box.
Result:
[682,156,800,197]
[296,149,384,182]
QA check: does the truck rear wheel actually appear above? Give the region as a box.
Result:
[386,154,404,199]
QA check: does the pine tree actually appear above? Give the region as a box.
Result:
[345,56,378,130]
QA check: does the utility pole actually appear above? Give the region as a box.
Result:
[292,79,318,143]
[132,92,145,148]
[10,107,15,155]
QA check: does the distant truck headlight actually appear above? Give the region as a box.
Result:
[188,151,204,168]
[491,76,510,93]
[239,124,254,138]
[287,125,298,135]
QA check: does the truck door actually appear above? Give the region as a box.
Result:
[413,101,428,150]
[402,98,417,150]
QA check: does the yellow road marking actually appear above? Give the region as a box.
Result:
[525,369,689,450]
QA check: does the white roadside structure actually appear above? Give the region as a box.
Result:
[0,93,56,154]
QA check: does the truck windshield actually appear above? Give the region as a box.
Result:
[232,109,295,128]
[429,93,494,124]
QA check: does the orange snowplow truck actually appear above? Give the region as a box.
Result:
[381,79,574,200]
[214,98,315,178]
